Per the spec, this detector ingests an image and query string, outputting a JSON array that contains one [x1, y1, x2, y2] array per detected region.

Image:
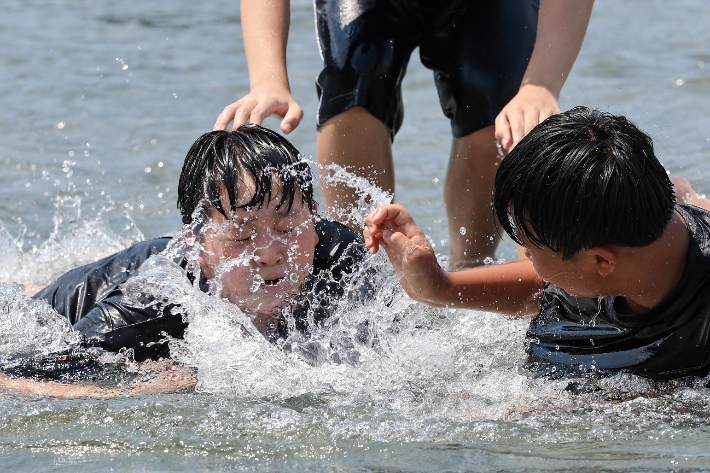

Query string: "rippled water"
[[3, 0, 710, 471]]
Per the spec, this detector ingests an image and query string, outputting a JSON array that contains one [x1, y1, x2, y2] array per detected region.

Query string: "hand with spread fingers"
[[494, 0, 595, 151], [214, 0, 302, 135], [364, 204, 449, 306], [495, 84, 560, 151], [213, 87, 303, 134]]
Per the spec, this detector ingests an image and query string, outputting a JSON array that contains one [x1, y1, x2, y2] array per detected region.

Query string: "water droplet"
[[459, 227, 466, 235]]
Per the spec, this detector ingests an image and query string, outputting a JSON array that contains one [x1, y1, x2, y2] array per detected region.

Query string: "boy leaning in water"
[[365, 106, 710, 381], [5, 125, 367, 369]]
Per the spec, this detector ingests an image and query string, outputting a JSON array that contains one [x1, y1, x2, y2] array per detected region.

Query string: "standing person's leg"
[[423, 0, 539, 268], [445, 126, 500, 269], [313, 0, 420, 227], [317, 107, 393, 225]]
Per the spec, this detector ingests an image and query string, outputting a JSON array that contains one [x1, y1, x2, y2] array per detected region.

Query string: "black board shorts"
[[315, 0, 540, 140]]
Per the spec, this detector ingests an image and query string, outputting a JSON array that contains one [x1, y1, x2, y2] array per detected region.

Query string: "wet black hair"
[[178, 125, 314, 225], [494, 106, 675, 259]]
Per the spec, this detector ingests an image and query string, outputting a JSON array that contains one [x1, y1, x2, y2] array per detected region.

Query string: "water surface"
[[2, 0, 710, 471]]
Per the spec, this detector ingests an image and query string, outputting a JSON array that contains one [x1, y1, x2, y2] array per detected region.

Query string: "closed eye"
[[233, 234, 253, 242]]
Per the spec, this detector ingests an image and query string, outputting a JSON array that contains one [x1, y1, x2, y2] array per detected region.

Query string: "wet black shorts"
[[315, 0, 540, 140]]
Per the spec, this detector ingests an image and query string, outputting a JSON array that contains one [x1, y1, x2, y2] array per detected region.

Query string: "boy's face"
[[520, 235, 604, 298], [197, 173, 318, 333]]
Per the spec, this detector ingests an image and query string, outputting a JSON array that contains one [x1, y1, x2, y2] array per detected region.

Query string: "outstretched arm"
[[496, 0, 594, 150], [364, 205, 545, 317], [213, 0, 303, 134], [0, 361, 197, 398]]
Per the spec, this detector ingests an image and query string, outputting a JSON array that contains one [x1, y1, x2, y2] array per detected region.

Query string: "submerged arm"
[[0, 362, 197, 398]]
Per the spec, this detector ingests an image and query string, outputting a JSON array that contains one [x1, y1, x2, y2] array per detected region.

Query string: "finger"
[[213, 103, 239, 131], [280, 103, 304, 135], [232, 100, 256, 131], [495, 113, 513, 151], [369, 204, 414, 228], [249, 104, 271, 127], [363, 227, 380, 254], [380, 230, 405, 268]]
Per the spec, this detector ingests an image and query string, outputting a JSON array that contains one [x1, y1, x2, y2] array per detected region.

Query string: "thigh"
[[314, 0, 423, 140], [421, 0, 540, 138]]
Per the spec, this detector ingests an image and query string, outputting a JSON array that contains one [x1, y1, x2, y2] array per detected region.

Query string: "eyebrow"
[[229, 215, 254, 227]]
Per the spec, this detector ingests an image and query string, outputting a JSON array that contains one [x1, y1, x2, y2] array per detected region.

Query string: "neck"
[[615, 211, 690, 314]]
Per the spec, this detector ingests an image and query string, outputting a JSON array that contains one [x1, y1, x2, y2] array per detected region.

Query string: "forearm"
[[0, 372, 124, 398], [522, 0, 594, 96], [0, 365, 197, 398], [433, 260, 544, 318], [241, 0, 291, 90]]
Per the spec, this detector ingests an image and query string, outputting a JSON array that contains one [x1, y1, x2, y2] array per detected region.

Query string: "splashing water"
[[317, 161, 393, 227], [0, 195, 143, 284], [0, 161, 702, 416], [0, 283, 81, 362]]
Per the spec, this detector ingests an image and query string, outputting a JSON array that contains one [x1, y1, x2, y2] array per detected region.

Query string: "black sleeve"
[[293, 219, 372, 330], [311, 218, 367, 280], [73, 287, 187, 361], [32, 238, 185, 360], [33, 238, 172, 325]]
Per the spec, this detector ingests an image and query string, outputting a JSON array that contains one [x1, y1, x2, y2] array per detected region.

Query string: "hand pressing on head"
[[213, 86, 303, 135], [364, 204, 450, 306], [495, 84, 560, 152]]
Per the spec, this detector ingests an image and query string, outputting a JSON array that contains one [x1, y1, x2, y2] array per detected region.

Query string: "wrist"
[[518, 80, 561, 99], [249, 78, 292, 95]]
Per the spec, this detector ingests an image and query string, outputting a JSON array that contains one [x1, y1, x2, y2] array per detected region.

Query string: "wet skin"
[[521, 240, 603, 298], [197, 176, 318, 333]]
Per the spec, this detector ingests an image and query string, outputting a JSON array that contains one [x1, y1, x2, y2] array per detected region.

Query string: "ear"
[[588, 246, 617, 277]]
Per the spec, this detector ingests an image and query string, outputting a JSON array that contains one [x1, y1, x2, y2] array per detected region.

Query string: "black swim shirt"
[[33, 219, 367, 360], [527, 204, 710, 381]]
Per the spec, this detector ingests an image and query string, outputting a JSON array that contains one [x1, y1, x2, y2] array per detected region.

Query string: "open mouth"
[[263, 277, 285, 287]]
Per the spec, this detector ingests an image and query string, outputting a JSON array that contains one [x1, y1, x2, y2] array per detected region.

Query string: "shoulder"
[[33, 237, 173, 322], [677, 203, 710, 259], [312, 219, 366, 275]]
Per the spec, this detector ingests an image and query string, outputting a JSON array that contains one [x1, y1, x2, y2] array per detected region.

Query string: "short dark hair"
[[494, 106, 675, 259], [178, 125, 315, 225]]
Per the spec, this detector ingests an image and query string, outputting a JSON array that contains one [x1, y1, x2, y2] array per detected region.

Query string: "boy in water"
[[19, 125, 367, 361], [365, 106, 710, 381]]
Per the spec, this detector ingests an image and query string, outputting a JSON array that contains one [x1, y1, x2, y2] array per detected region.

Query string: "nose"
[[252, 234, 284, 266]]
